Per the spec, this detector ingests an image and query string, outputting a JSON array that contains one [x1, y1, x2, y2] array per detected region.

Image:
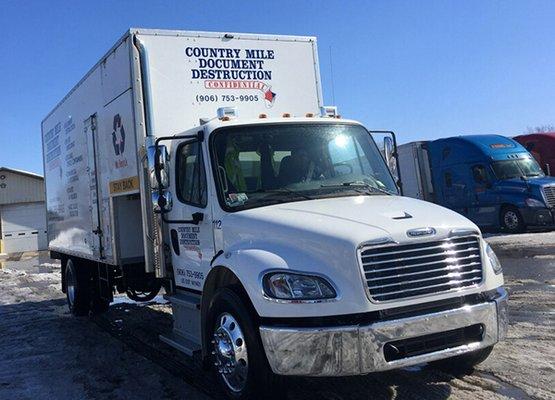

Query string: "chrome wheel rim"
[[504, 211, 519, 230], [66, 265, 76, 306], [212, 313, 249, 393]]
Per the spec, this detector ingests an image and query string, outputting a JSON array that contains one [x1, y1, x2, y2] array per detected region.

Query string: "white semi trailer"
[[42, 29, 508, 399]]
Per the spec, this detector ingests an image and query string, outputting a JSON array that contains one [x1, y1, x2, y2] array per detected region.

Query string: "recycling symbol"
[[111, 114, 125, 156]]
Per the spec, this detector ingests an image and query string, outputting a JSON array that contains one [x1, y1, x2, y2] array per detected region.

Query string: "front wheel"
[[208, 288, 283, 400], [431, 345, 494, 374], [500, 206, 524, 233]]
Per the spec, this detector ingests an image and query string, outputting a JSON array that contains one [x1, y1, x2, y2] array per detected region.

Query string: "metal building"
[[0, 167, 47, 254]]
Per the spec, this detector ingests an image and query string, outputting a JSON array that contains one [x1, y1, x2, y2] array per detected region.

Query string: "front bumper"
[[520, 207, 554, 226], [259, 288, 508, 376]]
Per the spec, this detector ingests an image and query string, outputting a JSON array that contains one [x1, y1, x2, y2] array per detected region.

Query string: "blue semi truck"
[[398, 135, 555, 232]]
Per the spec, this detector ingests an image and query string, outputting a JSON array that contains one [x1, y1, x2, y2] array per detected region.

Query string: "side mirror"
[[152, 191, 173, 213], [147, 145, 170, 190]]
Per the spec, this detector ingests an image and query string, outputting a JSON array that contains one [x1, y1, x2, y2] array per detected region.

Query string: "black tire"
[[126, 280, 162, 302], [65, 259, 91, 316], [208, 288, 283, 400], [500, 206, 524, 233], [431, 345, 494, 374]]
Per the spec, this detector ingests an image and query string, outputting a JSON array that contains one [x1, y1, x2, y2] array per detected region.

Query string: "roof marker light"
[[282, 113, 291, 118], [217, 107, 238, 120], [259, 113, 268, 119], [320, 106, 338, 118], [305, 113, 315, 117]]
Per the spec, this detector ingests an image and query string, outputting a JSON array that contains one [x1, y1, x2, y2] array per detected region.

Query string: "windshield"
[[492, 157, 545, 180], [211, 123, 398, 210]]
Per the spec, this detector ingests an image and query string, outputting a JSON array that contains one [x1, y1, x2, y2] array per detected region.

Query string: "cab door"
[[167, 139, 214, 292], [469, 164, 498, 227]]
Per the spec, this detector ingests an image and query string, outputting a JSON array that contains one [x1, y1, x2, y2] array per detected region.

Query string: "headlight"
[[262, 272, 337, 301], [525, 198, 545, 207], [485, 243, 502, 274]]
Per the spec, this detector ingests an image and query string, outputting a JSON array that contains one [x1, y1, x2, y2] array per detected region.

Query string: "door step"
[[163, 292, 202, 356], [159, 332, 201, 356], [164, 292, 200, 310]]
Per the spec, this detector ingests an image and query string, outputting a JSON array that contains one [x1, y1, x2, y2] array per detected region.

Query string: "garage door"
[[1, 202, 47, 253]]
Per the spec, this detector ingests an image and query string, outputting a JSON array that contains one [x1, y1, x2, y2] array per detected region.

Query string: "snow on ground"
[[0, 234, 554, 400]]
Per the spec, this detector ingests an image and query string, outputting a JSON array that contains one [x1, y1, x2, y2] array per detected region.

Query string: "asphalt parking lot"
[[0, 232, 553, 400]]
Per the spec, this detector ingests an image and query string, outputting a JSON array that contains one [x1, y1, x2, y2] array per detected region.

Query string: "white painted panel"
[[138, 32, 322, 137], [42, 38, 134, 263]]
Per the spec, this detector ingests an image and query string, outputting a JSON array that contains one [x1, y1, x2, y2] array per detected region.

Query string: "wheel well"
[[200, 266, 259, 363], [500, 203, 515, 213]]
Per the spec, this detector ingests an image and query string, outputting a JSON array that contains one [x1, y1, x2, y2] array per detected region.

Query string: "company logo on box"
[[112, 114, 125, 156], [186, 46, 277, 107]]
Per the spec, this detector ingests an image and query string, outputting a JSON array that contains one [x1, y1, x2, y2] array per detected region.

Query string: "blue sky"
[[1, 0, 554, 175]]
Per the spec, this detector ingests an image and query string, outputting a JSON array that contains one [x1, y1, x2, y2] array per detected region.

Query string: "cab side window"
[[444, 172, 453, 187], [176, 141, 207, 207], [471, 165, 487, 184]]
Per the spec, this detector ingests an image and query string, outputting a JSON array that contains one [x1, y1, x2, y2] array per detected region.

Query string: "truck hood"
[[495, 176, 555, 201], [223, 195, 479, 249]]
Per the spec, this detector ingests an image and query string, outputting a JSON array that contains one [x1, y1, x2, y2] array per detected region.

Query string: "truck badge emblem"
[[112, 114, 126, 155], [407, 227, 436, 237]]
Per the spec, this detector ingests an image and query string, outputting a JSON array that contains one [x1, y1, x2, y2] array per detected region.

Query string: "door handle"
[[170, 229, 180, 255]]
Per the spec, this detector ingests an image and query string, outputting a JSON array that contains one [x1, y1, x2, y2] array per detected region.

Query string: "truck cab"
[[514, 132, 555, 176], [150, 113, 508, 398], [426, 135, 555, 232]]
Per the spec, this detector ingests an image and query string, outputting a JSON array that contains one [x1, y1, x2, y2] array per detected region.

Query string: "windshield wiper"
[[320, 181, 394, 195], [248, 187, 314, 200]]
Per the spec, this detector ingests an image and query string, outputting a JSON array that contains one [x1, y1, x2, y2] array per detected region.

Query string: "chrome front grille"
[[359, 235, 483, 302], [543, 186, 555, 208]]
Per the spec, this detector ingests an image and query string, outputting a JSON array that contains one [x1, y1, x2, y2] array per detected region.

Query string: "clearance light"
[[320, 106, 338, 118], [282, 113, 291, 118], [217, 106, 238, 120], [259, 113, 268, 119], [305, 113, 315, 117]]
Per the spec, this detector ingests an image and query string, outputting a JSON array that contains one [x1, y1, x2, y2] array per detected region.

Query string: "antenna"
[[329, 45, 336, 105]]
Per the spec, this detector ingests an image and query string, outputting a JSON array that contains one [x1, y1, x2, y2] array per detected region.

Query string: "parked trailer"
[[42, 29, 508, 399], [398, 135, 555, 233], [514, 132, 555, 176]]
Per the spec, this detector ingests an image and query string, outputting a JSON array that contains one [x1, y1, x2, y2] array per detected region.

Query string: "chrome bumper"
[[259, 288, 508, 376]]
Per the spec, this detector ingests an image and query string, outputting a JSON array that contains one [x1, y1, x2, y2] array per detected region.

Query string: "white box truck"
[[42, 29, 508, 399]]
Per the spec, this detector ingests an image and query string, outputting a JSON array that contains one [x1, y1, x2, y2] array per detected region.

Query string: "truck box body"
[[398, 135, 555, 230], [42, 29, 323, 265]]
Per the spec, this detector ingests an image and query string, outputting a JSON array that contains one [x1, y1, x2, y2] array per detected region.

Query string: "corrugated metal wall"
[[0, 170, 45, 205]]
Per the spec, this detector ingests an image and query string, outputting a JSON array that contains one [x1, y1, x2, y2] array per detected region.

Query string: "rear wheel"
[[208, 288, 283, 400], [431, 345, 494, 374], [65, 259, 91, 316], [500, 206, 524, 233]]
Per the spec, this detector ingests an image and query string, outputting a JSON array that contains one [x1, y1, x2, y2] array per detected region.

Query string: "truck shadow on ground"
[[0, 298, 458, 400], [100, 301, 458, 400]]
